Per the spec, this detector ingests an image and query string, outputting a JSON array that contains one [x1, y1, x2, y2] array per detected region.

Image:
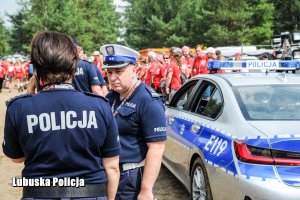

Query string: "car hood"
[[247, 121, 300, 186]]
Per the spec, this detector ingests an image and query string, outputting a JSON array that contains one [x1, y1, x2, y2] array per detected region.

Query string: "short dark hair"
[[30, 31, 78, 83]]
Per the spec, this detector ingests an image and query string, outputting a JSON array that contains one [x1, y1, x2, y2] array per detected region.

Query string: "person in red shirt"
[[206, 47, 217, 61], [160, 55, 171, 97], [166, 48, 183, 101], [154, 54, 166, 93], [15, 60, 26, 92], [145, 51, 159, 88], [23, 60, 30, 89], [93, 51, 107, 81], [7, 60, 15, 92], [181, 46, 194, 78], [137, 57, 148, 83], [192, 44, 209, 76], [0, 61, 6, 93]]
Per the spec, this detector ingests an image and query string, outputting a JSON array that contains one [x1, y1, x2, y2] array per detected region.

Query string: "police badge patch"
[[106, 46, 115, 56]]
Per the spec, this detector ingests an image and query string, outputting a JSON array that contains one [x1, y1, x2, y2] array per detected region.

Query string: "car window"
[[170, 81, 197, 110], [203, 89, 223, 118], [235, 85, 300, 120], [194, 82, 223, 119]]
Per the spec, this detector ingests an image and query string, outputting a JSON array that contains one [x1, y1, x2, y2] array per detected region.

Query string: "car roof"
[[194, 73, 300, 86]]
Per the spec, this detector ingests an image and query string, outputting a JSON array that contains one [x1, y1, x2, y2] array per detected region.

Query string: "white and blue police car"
[[163, 60, 300, 200]]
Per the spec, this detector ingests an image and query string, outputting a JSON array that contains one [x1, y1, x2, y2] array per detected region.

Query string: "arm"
[[138, 141, 165, 200], [91, 84, 103, 96], [165, 72, 173, 94], [3, 108, 25, 161], [138, 69, 146, 80], [101, 85, 109, 96], [102, 156, 120, 200], [11, 157, 25, 163], [86, 63, 103, 96]]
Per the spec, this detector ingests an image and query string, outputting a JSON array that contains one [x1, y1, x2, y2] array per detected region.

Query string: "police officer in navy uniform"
[[100, 44, 167, 200], [2, 31, 120, 200], [72, 36, 104, 96]]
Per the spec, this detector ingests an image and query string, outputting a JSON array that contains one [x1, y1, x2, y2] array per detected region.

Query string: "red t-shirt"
[[137, 67, 147, 83], [193, 55, 209, 76], [93, 56, 106, 78], [15, 64, 24, 78], [7, 64, 15, 77], [24, 62, 30, 76], [181, 57, 194, 77], [152, 64, 165, 90], [0, 66, 5, 78], [145, 62, 159, 87], [168, 61, 182, 90]]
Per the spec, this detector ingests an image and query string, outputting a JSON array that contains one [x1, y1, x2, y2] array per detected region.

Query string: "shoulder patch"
[[83, 92, 108, 102], [145, 86, 160, 98], [6, 93, 32, 107]]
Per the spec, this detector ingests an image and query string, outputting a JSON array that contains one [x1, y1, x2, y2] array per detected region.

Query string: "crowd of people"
[[0, 43, 271, 97], [135, 45, 216, 100], [0, 58, 31, 93]]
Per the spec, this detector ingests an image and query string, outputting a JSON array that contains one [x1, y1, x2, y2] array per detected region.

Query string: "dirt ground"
[[0, 89, 189, 200]]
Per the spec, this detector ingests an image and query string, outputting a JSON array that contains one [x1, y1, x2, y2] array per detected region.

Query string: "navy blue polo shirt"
[[73, 59, 100, 92], [106, 82, 167, 164], [93, 64, 106, 86], [3, 85, 120, 184]]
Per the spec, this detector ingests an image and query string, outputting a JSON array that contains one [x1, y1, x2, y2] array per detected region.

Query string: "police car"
[[163, 60, 300, 200]]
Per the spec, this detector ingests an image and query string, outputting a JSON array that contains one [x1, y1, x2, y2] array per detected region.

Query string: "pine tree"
[[0, 19, 10, 56], [200, 0, 274, 46], [272, 0, 300, 33], [124, 0, 205, 49]]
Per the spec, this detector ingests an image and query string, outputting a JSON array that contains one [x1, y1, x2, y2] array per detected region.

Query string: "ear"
[[130, 65, 137, 78]]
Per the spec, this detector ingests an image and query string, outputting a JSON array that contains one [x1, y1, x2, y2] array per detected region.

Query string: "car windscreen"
[[234, 85, 300, 120]]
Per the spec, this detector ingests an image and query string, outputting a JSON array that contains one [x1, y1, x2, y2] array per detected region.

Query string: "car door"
[[164, 79, 201, 180], [189, 80, 233, 171]]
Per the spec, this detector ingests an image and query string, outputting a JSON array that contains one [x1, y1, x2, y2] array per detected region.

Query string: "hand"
[[137, 189, 154, 200], [165, 87, 170, 94]]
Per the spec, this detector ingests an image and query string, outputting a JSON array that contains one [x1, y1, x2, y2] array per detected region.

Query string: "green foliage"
[[197, 0, 274, 46], [9, 0, 32, 54], [0, 19, 10, 56], [125, 0, 274, 49], [124, 0, 205, 49], [272, 0, 300, 33], [9, 0, 119, 55]]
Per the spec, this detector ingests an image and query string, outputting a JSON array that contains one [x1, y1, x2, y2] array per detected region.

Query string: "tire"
[[190, 157, 213, 200]]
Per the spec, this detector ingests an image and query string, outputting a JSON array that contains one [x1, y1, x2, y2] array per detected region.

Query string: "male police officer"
[[100, 44, 167, 200], [3, 31, 120, 200]]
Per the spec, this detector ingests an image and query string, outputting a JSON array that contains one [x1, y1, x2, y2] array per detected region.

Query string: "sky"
[[0, 0, 19, 27]]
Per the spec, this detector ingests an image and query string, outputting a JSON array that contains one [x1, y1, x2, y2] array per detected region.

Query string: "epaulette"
[[145, 86, 160, 98], [83, 92, 108, 102], [6, 93, 32, 107], [81, 59, 92, 64]]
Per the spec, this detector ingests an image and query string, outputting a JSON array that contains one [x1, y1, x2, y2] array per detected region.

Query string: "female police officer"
[[2, 31, 120, 200], [100, 44, 167, 200]]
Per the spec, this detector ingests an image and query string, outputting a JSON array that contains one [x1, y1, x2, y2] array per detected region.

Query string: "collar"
[[41, 82, 74, 92]]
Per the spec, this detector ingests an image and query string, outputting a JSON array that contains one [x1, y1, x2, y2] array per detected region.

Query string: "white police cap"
[[100, 44, 140, 69]]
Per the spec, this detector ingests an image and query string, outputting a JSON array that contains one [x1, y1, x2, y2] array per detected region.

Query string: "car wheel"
[[191, 157, 212, 200]]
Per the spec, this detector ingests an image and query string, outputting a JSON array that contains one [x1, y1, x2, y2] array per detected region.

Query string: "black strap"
[[23, 184, 106, 198]]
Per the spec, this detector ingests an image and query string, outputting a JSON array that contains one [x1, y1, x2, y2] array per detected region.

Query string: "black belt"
[[23, 184, 106, 198]]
